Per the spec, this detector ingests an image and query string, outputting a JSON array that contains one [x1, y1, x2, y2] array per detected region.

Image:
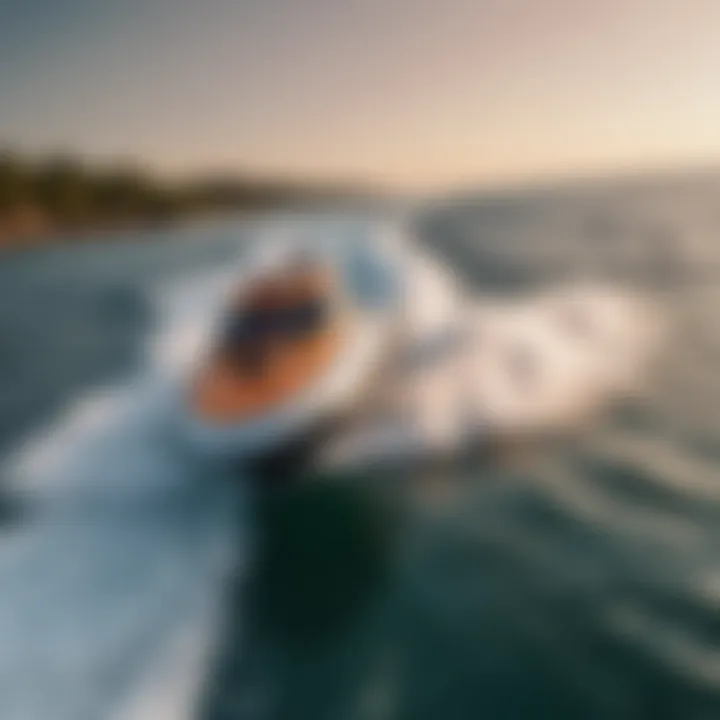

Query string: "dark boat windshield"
[[223, 296, 329, 349]]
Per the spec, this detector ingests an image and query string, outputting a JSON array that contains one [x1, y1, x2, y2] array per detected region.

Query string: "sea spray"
[[0, 250, 253, 719]]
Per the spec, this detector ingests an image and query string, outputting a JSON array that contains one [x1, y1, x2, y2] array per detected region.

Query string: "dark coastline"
[[0, 147, 385, 252]]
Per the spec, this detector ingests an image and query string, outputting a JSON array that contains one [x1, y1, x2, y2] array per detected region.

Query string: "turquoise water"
[[1, 182, 720, 719]]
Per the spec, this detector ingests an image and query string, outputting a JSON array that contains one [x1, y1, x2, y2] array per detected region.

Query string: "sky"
[[2, 0, 720, 190]]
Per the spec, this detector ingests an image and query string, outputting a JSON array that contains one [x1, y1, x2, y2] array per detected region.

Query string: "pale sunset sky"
[[2, 0, 720, 190]]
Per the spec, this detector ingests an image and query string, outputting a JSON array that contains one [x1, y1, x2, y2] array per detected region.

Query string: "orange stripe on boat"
[[191, 265, 344, 424]]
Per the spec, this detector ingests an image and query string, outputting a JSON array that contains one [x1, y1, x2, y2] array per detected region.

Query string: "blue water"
[[1, 182, 720, 719]]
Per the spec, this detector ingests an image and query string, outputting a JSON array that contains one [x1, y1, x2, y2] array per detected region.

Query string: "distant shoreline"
[[0, 148, 383, 251]]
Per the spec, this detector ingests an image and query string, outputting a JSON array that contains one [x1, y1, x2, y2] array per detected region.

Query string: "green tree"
[[0, 149, 31, 213], [34, 155, 92, 225]]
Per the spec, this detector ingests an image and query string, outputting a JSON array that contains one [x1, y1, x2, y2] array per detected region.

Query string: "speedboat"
[[179, 227, 405, 462], [178, 218, 664, 473]]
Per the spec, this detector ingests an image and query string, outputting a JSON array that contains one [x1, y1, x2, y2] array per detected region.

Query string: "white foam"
[[461, 285, 663, 435], [0, 246, 250, 720], [323, 269, 664, 469]]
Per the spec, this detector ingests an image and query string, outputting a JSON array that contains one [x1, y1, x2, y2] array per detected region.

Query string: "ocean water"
[[1, 180, 720, 719]]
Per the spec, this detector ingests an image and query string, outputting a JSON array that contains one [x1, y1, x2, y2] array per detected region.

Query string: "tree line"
[[0, 149, 372, 245]]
